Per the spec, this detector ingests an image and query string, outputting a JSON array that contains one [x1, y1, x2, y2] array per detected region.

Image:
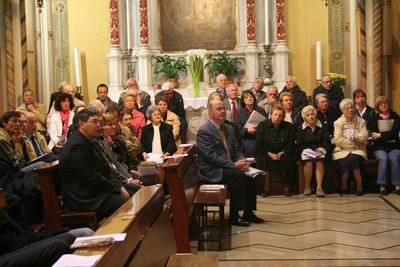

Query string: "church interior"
[[0, 0, 400, 266]]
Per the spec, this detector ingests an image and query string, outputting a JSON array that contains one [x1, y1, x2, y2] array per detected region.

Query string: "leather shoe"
[[229, 217, 251, 227], [243, 211, 264, 224], [356, 190, 364, 196], [260, 191, 269, 198]]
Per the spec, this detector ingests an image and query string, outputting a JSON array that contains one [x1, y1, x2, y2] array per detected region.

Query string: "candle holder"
[[263, 44, 274, 86], [76, 86, 83, 98], [124, 48, 135, 80]]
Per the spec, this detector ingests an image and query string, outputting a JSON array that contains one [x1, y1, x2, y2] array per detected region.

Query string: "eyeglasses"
[[87, 119, 102, 125], [323, 80, 333, 83]]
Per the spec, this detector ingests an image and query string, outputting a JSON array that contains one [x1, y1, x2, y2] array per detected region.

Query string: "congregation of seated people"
[[1, 73, 400, 265]]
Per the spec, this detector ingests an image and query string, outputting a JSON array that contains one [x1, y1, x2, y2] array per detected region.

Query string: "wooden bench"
[[33, 160, 98, 230], [74, 184, 177, 267], [163, 144, 227, 252], [162, 144, 199, 253], [297, 159, 379, 194]]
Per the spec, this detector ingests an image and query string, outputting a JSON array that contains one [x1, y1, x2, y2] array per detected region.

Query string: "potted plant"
[[206, 51, 245, 82], [153, 55, 187, 87]]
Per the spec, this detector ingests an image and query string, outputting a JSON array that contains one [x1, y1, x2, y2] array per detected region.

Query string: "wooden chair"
[[33, 160, 98, 230]]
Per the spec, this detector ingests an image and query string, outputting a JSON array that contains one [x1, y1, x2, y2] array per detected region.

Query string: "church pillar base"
[[273, 42, 289, 91], [137, 47, 153, 92], [244, 44, 259, 85], [107, 47, 124, 102]]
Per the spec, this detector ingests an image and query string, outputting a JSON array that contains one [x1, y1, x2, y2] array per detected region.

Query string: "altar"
[[107, 0, 290, 102]]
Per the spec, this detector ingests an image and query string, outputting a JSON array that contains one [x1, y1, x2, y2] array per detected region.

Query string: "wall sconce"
[[322, 0, 328, 7]]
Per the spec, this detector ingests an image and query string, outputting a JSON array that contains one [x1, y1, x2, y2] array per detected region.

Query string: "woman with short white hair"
[[296, 105, 331, 197], [333, 98, 368, 195]]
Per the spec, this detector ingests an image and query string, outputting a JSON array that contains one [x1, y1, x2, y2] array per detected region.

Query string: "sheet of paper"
[[164, 153, 189, 159], [378, 119, 394, 133], [178, 143, 192, 148], [52, 255, 102, 267], [73, 233, 126, 243], [146, 153, 164, 164], [244, 110, 267, 129], [244, 167, 265, 178]]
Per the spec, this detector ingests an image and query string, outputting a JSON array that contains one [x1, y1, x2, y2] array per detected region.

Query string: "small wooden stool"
[[193, 186, 226, 251]]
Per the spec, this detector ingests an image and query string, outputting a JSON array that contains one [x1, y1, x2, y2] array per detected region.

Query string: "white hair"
[[339, 98, 354, 111]]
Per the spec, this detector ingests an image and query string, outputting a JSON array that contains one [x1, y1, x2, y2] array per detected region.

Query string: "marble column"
[[36, 0, 54, 104], [274, 0, 289, 91], [244, 0, 258, 84], [137, 0, 153, 91], [107, 0, 124, 102]]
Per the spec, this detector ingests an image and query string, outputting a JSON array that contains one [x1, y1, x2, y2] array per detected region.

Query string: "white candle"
[[316, 41, 322, 80], [73, 48, 81, 87], [265, 1, 269, 45], [126, 0, 131, 48]]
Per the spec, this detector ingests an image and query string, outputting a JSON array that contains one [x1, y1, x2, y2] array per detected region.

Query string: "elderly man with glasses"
[[312, 73, 344, 111]]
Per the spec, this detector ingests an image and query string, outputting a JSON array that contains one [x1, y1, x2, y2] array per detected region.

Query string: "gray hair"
[[286, 75, 297, 82], [146, 105, 162, 120], [89, 99, 105, 112], [126, 78, 137, 86], [315, 93, 328, 105], [339, 98, 354, 111], [301, 105, 317, 120], [266, 85, 278, 94], [161, 81, 173, 91]]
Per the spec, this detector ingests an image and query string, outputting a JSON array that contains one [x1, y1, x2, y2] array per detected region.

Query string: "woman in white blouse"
[[47, 93, 75, 152]]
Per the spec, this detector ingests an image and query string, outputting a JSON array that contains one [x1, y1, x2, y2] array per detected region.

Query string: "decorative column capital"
[[246, 0, 256, 43], [139, 0, 149, 46], [276, 0, 286, 42], [110, 0, 120, 47]]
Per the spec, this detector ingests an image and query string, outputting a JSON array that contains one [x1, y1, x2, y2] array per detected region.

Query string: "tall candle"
[[316, 41, 322, 80], [126, 0, 131, 48], [73, 48, 81, 87]]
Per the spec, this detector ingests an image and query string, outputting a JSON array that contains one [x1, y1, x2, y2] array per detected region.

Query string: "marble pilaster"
[[108, 0, 124, 101], [274, 0, 288, 90]]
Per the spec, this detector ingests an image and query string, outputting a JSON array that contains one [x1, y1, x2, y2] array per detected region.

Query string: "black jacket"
[[279, 85, 308, 112], [296, 123, 331, 156], [312, 85, 344, 111], [141, 123, 177, 155], [60, 130, 123, 212], [368, 111, 400, 152]]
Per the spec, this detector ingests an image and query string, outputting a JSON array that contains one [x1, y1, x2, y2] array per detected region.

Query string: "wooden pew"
[[33, 160, 98, 230], [162, 144, 199, 253], [75, 184, 176, 267]]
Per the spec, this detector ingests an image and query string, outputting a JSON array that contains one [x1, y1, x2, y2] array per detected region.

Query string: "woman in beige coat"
[[333, 98, 368, 195], [155, 95, 181, 146]]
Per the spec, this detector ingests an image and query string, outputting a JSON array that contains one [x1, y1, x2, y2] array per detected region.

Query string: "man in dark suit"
[[223, 83, 241, 123], [60, 109, 129, 221], [312, 74, 344, 111], [155, 82, 187, 143], [196, 99, 263, 227]]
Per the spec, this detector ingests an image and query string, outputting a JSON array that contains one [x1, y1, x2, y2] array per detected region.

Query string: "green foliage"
[[153, 55, 187, 79], [328, 72, 346, 86], [206, 51, 245, 80]]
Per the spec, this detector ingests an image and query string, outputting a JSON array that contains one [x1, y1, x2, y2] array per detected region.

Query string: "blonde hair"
[[301, 105, 317, 120], [374, 96, 390, 111]]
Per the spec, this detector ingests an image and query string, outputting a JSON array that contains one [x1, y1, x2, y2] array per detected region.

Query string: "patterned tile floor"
[[194, 193, 400, 266]]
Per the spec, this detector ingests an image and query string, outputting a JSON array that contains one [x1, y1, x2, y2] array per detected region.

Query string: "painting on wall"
[[160, 0, 236, 52]]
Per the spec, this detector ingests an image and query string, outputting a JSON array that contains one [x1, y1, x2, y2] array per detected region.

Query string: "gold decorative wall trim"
[[373, 0, 383, 99], [20, 0, 28, 91], [5, 0, 15, 110], [328, 0, 345, 73]]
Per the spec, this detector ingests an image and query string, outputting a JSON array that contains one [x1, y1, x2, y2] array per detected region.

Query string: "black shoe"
[[284, 191, 292, 197], [229, 217, 251, 227], [356, 190, 364, 196], [243, 211, 264, 224], [260, 191, 269, 198], [380, 188, 389, 196], [341, 188, 350, 195]]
